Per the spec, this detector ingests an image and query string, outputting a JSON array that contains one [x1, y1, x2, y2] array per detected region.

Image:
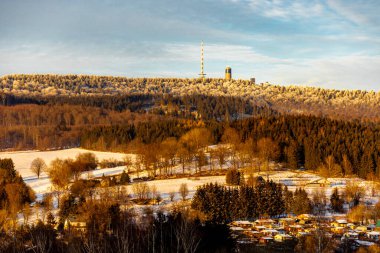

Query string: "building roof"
[[262, 229, 278, 233], [234, 220, 252, 225], [255, 219, 274, 223], [230, 227, 244, 231], [275, 234, 292, 238]]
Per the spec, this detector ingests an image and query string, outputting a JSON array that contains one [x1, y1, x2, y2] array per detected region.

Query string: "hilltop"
[[1, 74, 380, 122]]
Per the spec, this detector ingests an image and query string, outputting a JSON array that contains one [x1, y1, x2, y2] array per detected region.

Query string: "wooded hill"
[[1, 74, 380, 122], [0, 74, 379, 179]]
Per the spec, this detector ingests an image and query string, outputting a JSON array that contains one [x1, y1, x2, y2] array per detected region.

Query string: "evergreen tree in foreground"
[[330, 188, 344, 213]]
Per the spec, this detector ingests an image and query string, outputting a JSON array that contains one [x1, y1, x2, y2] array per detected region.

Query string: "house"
[[230, 226, 245, 237], [64, 218, 86, 233], [244, 230, 261, 239], [288, 225, 304, 234], [355, 240, 375, 247], [367, 224, 376, 231], [307, 178, 330, 187], [259, 237, 273, 244], [274, 234, 293, 242], [297, 214, 315, 224], [297, 232, 310, 238], [230, 226, 244, 232], [342, 232, 359, 240], [366, 231, 380, 241], [253, 225, 267, 232], [356, 226, 368, 234], [331, 226, 346, 235], [331, 219, 348, 228], [231, 220, 253, 229], [347, 223, 356, 230], [254, 219, 275, 227], [262, 229, 279, 237], [279, 218, 295, 226]]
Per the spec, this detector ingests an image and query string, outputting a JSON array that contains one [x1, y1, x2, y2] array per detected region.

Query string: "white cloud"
[[243, 0, 324, 20], [259, 54, 380, 90], [326, 0, 373, 25]]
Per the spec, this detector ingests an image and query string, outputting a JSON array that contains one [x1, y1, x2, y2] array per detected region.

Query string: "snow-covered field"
[[0, 148, 133, 200], [0, 148, 128, 178], [125, 176, 226, 201]]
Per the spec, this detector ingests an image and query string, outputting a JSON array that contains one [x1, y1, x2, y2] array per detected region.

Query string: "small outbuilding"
[[274, 234, 293, 242]]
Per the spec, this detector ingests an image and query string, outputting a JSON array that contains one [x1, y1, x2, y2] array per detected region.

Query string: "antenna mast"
[[199, 41, 206, 82]]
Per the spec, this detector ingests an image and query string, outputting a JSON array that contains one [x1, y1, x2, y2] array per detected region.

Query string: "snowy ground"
[[0, 148, 129, 178], [125, 176, 226, 201], [0, 148, 133, 200], [1, 147, 379, 226]]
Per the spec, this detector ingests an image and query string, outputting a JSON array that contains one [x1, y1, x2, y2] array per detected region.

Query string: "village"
[[229, 215, 380, 250]]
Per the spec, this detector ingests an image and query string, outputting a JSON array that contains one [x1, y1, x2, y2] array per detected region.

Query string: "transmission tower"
[[198, 41, 206, 82]]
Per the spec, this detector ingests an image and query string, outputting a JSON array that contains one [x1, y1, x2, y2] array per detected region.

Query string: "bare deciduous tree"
[[174, 216, 201, 253], [48, 158, 74, 207], [132, 182, 151, 201], [213, 146, 229, 170], [317, 155, 342, 183], [179, 183, 189, 201], [41, 193, 53, 222], [257, 137, 280, 179], [345, 181, 365, 207], [342, 154, 353, 176], [30, 157, 47, 179], [169, 191, 176, 202]]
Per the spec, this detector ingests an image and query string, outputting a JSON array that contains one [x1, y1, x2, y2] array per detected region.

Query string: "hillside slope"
[[1, 74, 380, 121]]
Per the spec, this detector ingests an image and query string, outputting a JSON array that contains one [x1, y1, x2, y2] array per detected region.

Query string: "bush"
[[225, 168, 243, 185], [120, 171, 130, 185], [99, 158, 124, 169]]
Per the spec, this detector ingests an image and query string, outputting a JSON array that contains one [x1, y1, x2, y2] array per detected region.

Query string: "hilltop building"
[[225, 66, 232, 80]]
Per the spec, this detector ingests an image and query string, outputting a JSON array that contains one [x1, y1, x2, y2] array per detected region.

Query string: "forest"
[[0, 82, 379, 179], [0, 92, 271, 150], [79, 115, 380, 179], [1, 74, 380, 122]]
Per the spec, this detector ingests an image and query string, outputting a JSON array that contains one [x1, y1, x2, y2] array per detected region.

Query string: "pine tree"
[[292, 188, 311, 215], [120, 170, 130, 184], [225, 168, 242, 185], [360, 151, 374, 178], [286, 141, 303, 170], [330, 188, 343, 213], [283, 186, 294, 215]]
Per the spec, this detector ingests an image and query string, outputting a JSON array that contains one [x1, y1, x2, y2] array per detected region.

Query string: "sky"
[[1, 0, 380, 91]]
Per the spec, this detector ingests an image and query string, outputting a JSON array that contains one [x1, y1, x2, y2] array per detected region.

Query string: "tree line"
[[0, 92, 272, 150], [81, 114, 380, 179], [0, 92, 268, 119], [191, 180, 314, 224], [2, 74, 380, 122], [233, 115, 380, 178]]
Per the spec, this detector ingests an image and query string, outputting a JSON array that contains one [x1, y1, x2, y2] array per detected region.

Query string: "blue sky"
[[1, 0, 380, 90]]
